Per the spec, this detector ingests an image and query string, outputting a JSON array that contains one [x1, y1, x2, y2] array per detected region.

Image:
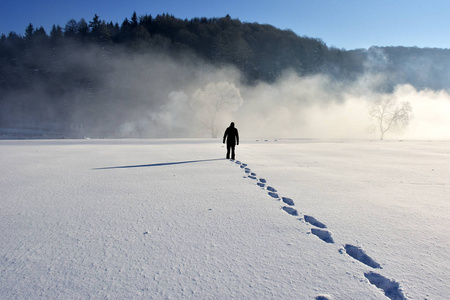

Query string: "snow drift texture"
[[1, 139, 449, 299]]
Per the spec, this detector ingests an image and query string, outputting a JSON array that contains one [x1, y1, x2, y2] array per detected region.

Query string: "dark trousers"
[[226, 143, 235, 159]]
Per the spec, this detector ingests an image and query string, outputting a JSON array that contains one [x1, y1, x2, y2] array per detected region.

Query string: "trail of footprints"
[[233, 160, 407, 300]]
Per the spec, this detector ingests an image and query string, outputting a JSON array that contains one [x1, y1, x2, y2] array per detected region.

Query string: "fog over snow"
[[3, 45, 450, 140], [109, 52, 450, 140], [235, 73, 450, 140]]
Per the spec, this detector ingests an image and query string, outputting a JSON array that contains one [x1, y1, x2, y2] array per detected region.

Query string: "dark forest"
[[1, 12, 450, 138]]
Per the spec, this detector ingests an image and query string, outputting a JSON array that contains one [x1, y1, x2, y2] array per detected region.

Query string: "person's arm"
[[223, 129, 228, 143], [236, 129, 239, 145]]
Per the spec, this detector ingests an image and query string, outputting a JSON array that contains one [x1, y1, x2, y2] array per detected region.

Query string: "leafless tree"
[[370, 96, 413, 140], [192, 81, 243, 137]]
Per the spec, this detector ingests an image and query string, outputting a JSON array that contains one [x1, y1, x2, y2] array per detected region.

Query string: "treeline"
[[0, 13, 361, 88], [1, 12, 450, 138], [3, 12, 450, 88]]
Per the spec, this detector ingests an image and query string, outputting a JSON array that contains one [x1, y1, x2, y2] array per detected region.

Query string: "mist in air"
[[2, 44, 450, 140], [96, 49, 450, 140]]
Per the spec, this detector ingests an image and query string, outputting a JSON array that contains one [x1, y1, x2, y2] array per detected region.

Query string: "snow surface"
[[1, 138, 449, 299]]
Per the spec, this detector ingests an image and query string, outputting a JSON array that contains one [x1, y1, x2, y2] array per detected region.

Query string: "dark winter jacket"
[[223, 122, 239, 146]]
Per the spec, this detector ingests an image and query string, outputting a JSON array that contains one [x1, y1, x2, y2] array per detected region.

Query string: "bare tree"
[[192, 81, 243, 137], [370, 96, 413, 140]]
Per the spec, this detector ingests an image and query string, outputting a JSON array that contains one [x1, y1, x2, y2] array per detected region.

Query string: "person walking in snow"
[[223, 122, 239, 160]]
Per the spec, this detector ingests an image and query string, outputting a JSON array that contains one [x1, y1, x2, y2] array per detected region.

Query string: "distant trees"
[[192, 82, 243, 137], [370, 96, 413, 140], [50, 25, 63, 43], [1, 11, 449, 138], [0, 11, 334, 137], [63, 19, 78, 37], [0, 12, 335, 83], [3, 12, 450, 88], [25, 23, 34, 40]]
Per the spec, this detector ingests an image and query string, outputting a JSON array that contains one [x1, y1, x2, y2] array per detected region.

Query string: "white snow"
[[1, 138, 449, 299]]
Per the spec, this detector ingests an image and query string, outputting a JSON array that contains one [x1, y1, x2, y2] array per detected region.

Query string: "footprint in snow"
[[268, 192, 279, 199], [315, 296, 331, 300], [364, 272, 406, 300], [311, 228, 334, 244], [344, 244, 381, 269], [282, 206, 298, 216], [230, 157, 403, 298], [281, 197, 294, 206], [267, 186, 277, 192], [304, 215, 327, 229]]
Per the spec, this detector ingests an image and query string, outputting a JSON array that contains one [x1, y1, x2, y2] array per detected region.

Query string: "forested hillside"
[[1, 12, 450, 138]]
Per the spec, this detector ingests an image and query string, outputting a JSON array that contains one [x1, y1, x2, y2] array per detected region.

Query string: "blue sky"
[[1, 0, 449, 50]]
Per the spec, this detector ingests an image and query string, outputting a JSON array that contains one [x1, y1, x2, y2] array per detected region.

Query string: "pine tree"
[[131, 11, 138, 28], [89, 14, 102, 39], [25, 23, 34, 41], [77, 18, 89, 40], [64, 19, 78, 38], [50, 25, 63, 44]]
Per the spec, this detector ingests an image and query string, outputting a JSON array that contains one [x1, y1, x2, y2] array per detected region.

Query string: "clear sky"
[[1, 0, 450, 50]]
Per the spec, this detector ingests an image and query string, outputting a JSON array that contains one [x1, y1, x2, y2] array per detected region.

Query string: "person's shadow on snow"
[[93, 158, 225, 170]]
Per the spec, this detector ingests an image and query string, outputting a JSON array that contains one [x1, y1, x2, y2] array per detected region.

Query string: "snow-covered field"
[[1, 138, 449, 299]]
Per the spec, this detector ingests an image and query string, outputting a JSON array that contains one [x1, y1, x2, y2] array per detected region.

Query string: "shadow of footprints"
[[268, 192, 279, 198], [257, 178, 266, 188], [231, 160, 405, 298], [304, 215, 327, 229], [311, 228, 334, 243], [305, 215, 333, 243], [281, 197, 294, 206], [282, 206, 299, 216], [267, 186, 277, 192], [266, 186, 279, 198], [344, 244, 381, 269], [364, 272, 406, 300], [235, 162, 257, 179]]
